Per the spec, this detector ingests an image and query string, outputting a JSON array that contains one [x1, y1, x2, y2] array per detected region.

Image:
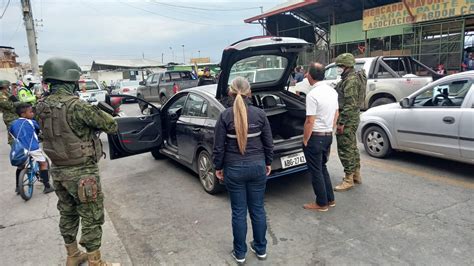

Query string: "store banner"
[[363, 0, 474, 30]]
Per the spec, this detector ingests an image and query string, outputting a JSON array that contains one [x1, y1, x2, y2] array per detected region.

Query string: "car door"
[[149, 74, 161, 102], [180, 71, 199, 88], [139, 75, 153, 99], [106, 95, 162, 159], [394, 78, 472, 158], [458, 85, 474, 161], [176, 93, 208, 164]]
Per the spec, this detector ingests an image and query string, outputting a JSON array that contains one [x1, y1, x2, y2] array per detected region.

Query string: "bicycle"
[[17, 156, 49, 201]]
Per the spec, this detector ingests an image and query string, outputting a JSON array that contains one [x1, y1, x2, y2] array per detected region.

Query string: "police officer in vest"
[[18, 74, 38, 105], [36, 57, 119, 266]]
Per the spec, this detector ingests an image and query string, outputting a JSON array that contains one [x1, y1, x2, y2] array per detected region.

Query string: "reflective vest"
[[36, 96, 103, 166], [18, 87, 37, 104]]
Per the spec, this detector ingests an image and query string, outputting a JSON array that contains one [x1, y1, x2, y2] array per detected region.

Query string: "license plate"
[[280, 152, 306, 169]]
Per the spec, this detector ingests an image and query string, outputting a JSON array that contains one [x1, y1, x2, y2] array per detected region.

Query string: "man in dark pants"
[[302, 63, 339, 212]]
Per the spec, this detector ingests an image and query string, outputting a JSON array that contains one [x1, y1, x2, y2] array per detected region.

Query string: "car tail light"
[[173, 84, 180, 94], [122, 88, 130, 93]]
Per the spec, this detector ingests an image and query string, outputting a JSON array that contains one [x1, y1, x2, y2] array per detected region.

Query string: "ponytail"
[[233, 93, 248, 155], [229, 76, 251, 155]]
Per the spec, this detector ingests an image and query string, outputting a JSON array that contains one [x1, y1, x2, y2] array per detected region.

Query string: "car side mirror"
[[400, 97, 411, 108], [139, 102, 149, 114], [98, 101, 114, 115], [139, 81, 145, 86]]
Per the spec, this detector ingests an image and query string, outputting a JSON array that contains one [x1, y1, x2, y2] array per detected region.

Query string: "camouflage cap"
[[335, 53, 356, 68], [0, 80, 11, 88], [43, 57, 82, 82]]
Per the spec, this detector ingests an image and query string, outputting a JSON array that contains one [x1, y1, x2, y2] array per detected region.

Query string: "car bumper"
[[267, 164, 308, 179]]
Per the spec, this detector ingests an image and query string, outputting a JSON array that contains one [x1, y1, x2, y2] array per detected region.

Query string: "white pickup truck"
[[295, 56, 440, 109], [77, 79, 108, 105]]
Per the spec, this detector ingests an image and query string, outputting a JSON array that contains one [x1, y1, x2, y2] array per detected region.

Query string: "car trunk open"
[[251, 90, 305, 143]]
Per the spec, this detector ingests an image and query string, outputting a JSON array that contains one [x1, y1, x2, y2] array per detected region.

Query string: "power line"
[[150, 1, 262, 12], [0, 0, 11, 19], [118, 1, 248, 27]]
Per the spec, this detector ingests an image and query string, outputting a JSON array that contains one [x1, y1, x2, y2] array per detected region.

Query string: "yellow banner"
[[363, 0, 474, 31]]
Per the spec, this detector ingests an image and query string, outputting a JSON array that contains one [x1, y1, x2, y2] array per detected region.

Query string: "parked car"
[[295, 56, 440, 109], [113, 80, 140, 96], [137, 70, 198, 104], [358, 71, 474, 164], [77, 79, 108, 105], [103, 36, 311, 194]]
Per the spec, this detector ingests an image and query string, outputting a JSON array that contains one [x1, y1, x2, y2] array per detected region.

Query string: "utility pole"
[[260, 6, 265, 35], [161, 52, 164, 63], [21, 0, 39, 76], [181, 45, 185, 64], [169, 47, 174, 63]]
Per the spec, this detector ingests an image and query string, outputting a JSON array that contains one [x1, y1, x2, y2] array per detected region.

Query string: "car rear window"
[[79, 81, 99, 91], [122, 81, 139, 87], [229, 55, 288, 85]]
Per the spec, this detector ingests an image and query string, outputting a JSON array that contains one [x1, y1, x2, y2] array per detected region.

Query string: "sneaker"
[[15, 187, 19, 195], [328, 201, 336, 207], [43, 186, 55, 194], [231, 251, 245, 264], [303, 202, 329, 212], [249, 242, 267, 260]]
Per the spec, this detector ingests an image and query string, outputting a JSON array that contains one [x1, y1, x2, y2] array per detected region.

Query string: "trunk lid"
[[216, 36, 311, 100]]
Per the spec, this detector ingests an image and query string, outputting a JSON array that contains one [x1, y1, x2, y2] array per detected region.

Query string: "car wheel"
[[370, 97, 395, 108], [160, 95, 168, 105], [362, 126, 392, 158], [197, 150, 222, 194], [151, 147, 165, 160]]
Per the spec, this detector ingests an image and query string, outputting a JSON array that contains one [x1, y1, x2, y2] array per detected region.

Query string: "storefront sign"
[[363, 0, 474, 30]]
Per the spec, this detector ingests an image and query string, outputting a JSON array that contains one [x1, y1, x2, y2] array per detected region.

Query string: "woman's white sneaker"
[[250, 242, 267, 260]]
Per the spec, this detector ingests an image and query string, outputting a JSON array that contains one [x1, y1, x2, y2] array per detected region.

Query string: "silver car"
[[358, 71, 474, 164]]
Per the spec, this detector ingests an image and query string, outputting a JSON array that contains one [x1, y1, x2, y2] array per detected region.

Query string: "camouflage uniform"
[[37, 84, 117, 251], [36, 57, 118, 266], [334, 53, 366, 191], [0, 80, 19, 144], [335, 67, 362, 174]]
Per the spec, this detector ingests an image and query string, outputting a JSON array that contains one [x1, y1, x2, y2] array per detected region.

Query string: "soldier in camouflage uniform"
[[0, 80, 19, 143], [36, 57, 119, 266], [333, 53, 367, 192]]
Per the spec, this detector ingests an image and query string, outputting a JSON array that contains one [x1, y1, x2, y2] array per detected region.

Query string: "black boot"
[[40, 170, 54, 194], [15, 168, 22, 195]]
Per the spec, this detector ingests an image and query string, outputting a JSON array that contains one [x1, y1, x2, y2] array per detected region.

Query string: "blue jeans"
[[303, 135, 335, 206], [224, 160, 267, 259]]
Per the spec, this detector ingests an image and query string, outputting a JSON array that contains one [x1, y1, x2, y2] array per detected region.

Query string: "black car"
[[106, 36, 311, 194]]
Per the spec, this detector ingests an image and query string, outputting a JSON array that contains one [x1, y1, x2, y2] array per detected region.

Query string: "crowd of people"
[[0, 52, 366, 264]]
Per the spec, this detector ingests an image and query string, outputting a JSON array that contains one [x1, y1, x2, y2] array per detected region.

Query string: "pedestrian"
[[333, 53, 367, 191], [0, 80, 19, 144], [35, 57, 119, 266], [462, 52, 474, 71], [198, 67, 217, 86], [294, 65, 305, 83], [9, 102, 54, 194], [18, 74, 38, 105], [213, 76, 273, 264], [302, 63, 339, 212], [436, 63, 447, 75]]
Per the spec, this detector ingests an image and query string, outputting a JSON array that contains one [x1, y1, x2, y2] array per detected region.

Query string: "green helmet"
[[335, 53, 356, 68], [0, 80, 11, 88], [43, 57, 82, 82]]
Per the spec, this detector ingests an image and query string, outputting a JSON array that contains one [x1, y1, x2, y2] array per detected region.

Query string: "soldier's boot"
[[334, 173, 355, 192], [65, 241, 88, 266], [87, 249, 120, 266], [353, 167, 362, 184]]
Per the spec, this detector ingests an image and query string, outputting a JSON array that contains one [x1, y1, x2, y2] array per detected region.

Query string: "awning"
[[244, 0, 318, 23]]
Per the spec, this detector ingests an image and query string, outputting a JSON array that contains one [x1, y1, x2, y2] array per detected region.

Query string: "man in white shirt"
[[302, 63, 339, 212]]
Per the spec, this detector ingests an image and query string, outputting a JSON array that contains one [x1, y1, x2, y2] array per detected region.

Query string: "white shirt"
[[305, 82, 339, 132]]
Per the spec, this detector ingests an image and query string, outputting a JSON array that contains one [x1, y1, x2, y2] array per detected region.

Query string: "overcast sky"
[[0, 0, 285, 66]]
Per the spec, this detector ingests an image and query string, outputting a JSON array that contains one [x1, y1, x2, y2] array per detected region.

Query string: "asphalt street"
[[0, 102, 473, 265], [99, 103, 474, 265]]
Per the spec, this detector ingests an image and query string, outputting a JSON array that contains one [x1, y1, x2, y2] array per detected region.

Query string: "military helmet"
[[335, 53, 356, 68], [43, 57, 82, 82], [0, 79, 11, 88]]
